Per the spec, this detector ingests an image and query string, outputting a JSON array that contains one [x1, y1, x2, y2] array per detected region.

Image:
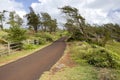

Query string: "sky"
[[0, 0, 120, 26]]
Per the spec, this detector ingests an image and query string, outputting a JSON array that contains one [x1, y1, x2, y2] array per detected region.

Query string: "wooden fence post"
[[8, 42, 10, 55]]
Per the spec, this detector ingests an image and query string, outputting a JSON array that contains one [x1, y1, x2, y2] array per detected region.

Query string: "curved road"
[[0, 37, 66, 80]]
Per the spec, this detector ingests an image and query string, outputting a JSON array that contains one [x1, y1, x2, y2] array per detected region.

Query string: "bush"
[[38, 37, 46, 44], [7, 26, 27, 43], [23, 44, 37, 50], [88, 48, 120, 68], [70, 42, 120, 69], [35, 32, 53, 42], [43, 33, 53, 42]]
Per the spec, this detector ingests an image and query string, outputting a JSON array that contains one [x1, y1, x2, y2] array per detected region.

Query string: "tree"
[[64, 19, 75, 34], [60, 6, 88, 40], [60, 6, 85, 33], [26, 7, 40, 33], [41, 12, 57, 33], [50, 19, 57, 32], [7, 11, 23, 27], [41, 12, 51, 32], [0, 10, 8, 30], [8, 25, 26, 43]]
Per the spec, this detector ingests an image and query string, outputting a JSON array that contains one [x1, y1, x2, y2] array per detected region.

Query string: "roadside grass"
[[0, 43, 50, 66], [40, 66, 98, 80]]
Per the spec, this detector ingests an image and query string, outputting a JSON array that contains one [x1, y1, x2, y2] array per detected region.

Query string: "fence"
[[0, 42, 21, 56], [0, 39, 39, 56]]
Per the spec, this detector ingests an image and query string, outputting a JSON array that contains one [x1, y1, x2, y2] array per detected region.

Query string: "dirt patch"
[[50, 51, 76, 75]]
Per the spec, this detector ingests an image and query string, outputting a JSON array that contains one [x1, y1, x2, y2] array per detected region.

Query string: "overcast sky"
[[0, 0, 120, 26]]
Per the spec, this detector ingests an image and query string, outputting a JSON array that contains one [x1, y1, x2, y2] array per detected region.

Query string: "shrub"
[[38, 37, 46, 44], [70, 42, 120, 69], [35, 32, 53, 42], [7, 26, 27, 43], [43, 33, 53, 42], [88, 48, 120, 68], [23, 44, 37, 50]]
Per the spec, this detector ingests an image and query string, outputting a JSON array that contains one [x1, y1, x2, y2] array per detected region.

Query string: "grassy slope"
[[105, 40, 120, 55], [105, 41, 120, 79]]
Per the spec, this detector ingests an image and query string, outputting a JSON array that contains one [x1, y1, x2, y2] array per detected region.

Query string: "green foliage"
[[7, 11, 23, 27], [60, 6, 88, 41], [105, 41, 120, 55], [0, 10, 7, 30], [8, 26, 26, 42], [70, 42, 120, 69], [35, 32, 53, 42], [26, 7, 40, 33], [88, 48, 120, 68], [41, 12, 57, 33], [42, 33, 53, 42], [38, 37, 46, 44], [23, 44, 38, 50]]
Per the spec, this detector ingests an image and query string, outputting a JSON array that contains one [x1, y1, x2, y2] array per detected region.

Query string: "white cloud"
[[0, 0, 27, 28], [0, 0, 26, 18], [31, 0, 120, 25]]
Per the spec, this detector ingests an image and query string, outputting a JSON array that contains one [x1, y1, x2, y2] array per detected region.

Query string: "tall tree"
[[60, 6, 88, 39], [26, 7, 40, 33], [50, 19, 57, 32], [41, 12, 57, 33], [0, 10, 7, 30], [41, 12, 51, 32], [7, 11, 23, 27]]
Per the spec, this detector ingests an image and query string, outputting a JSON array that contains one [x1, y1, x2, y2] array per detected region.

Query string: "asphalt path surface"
[[0, 37, 66, 80]]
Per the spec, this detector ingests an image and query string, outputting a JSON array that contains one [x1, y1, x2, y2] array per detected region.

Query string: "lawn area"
[[0, 43, 50, 66]]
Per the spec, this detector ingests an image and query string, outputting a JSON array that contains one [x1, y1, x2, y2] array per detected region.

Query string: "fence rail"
[[0, 42, 21, 56], [0, 40, 38, 56]]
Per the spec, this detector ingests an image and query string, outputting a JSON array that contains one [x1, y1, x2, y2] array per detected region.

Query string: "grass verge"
[[40, 66, 98, 80]]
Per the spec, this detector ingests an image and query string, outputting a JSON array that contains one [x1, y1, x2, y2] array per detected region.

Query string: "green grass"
[[40, 66, 98, 80], [105, 40, 120, 55], [0, 43, 50, 66]]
